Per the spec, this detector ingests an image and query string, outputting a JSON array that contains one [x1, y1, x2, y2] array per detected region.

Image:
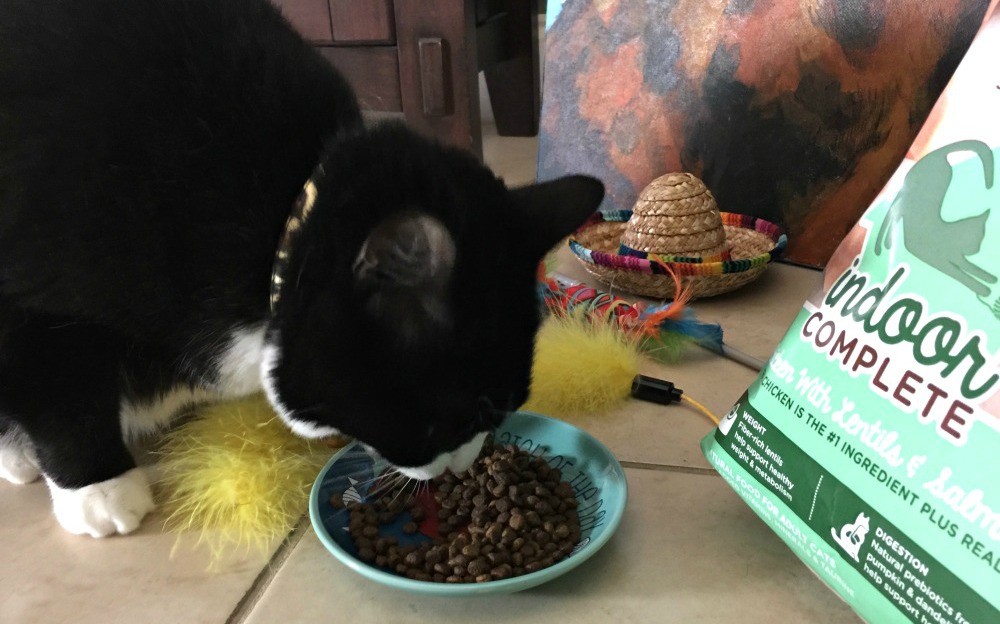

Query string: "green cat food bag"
[[702, 113, 1000, 624]]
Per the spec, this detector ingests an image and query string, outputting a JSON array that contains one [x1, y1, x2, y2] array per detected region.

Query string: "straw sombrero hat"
[[569, 173, 786, 299]]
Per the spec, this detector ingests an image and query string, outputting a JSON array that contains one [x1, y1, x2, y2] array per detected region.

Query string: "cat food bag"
[[701, 19, 1000, 622]]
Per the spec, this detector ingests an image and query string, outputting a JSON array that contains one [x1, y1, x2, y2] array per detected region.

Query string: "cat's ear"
[[353, 212, 455, 337], [510, 175, 604, 257]]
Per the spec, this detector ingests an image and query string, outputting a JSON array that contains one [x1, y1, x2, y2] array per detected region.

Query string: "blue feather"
[[647, 306, 724, 351], [661, 318, 724, 351]]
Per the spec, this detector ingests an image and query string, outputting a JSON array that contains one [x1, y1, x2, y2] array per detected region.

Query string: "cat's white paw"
[[47, 468, 155, 537], [0, 441, 41, 485]]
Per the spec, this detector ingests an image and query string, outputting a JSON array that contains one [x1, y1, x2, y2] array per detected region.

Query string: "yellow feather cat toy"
[[156, 312, 641, 561]]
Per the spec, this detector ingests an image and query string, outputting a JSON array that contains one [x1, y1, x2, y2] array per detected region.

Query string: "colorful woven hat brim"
[[569, 210, 787, 299]]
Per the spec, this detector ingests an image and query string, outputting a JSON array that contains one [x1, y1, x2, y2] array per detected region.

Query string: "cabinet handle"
[[418, 37, 449, 116]]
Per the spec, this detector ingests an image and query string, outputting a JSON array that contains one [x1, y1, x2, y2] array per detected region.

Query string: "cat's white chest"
[[119, 324, 268, 438], [210, 323, 268, 397]]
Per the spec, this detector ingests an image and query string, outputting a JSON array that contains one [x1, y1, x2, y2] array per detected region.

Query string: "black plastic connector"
[[630, 374, 683, 405]]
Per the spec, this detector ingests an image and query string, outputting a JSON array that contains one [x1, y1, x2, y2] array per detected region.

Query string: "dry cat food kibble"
[[331, 439, 582, 583]]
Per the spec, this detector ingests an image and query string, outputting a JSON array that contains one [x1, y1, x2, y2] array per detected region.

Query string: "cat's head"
[[262, 123, 603, 480]]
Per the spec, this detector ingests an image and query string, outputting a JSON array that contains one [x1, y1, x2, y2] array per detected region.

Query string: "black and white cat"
[[0, 0, 603, 537]]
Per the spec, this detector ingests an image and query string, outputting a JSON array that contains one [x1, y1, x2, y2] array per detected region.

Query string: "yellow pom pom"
[[157, 395, 334, 562], [522, 313, 641, 420]]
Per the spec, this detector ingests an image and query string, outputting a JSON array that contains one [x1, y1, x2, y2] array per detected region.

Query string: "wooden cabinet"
[[328, 0, 394, 43], [271, 0, 540, 158]]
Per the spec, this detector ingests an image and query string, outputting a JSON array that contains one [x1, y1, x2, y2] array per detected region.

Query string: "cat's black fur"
[[0, 0, 603, 536]]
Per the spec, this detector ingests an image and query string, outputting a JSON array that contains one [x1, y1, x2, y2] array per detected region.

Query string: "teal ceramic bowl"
[[309, 411, 628, 596]]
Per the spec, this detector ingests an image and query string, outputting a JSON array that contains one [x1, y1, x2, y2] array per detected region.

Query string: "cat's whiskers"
[[287, 402, 329, 418], [416, 478, 430, 500], [366, 469, 405, 497], [350, 472, 387, 492], [362, 473, 397, 495], [388, 476, 417, 509]]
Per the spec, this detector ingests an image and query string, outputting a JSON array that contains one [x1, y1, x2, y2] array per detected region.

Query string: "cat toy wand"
[[540, 273, 765, 371]]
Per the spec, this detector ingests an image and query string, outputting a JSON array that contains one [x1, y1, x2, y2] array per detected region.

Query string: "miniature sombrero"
[[569, 173, 786, 299]]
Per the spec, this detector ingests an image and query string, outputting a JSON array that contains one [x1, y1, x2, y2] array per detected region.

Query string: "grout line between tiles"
[[224, 515, 310, 624], [618, 460, 719, 476]]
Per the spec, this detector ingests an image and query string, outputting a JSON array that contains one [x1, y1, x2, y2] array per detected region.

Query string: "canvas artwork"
[[536, 0, 994, 267]]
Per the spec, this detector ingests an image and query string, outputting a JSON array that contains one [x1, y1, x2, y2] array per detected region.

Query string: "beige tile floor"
[[0, 125, 862, 624]]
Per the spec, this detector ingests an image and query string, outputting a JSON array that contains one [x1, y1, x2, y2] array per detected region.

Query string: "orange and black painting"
[[537, 0, 994, 266]]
